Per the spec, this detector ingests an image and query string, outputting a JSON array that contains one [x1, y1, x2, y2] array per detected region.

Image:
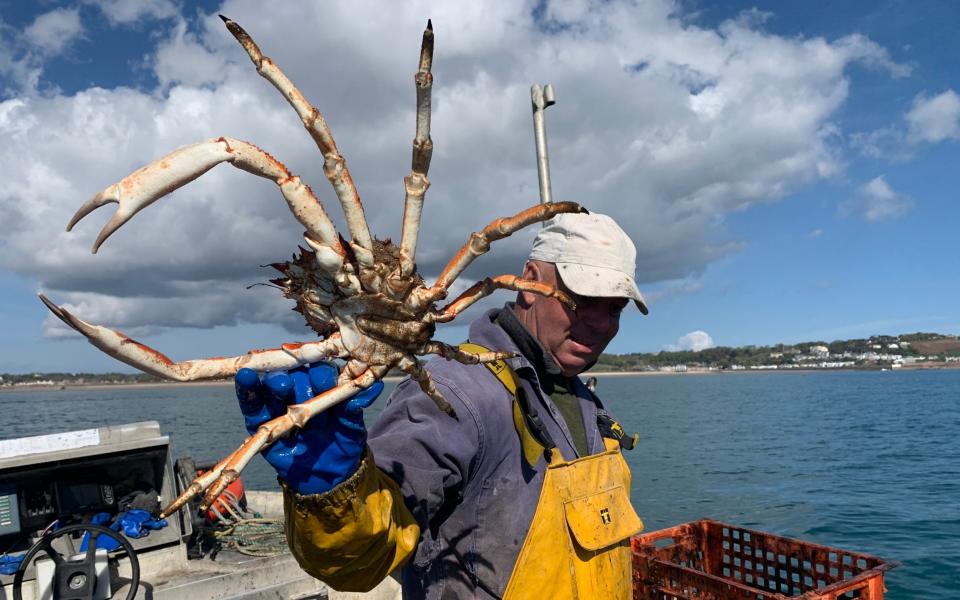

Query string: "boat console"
[[0, 422, 186, 599], [0, 422, 185, 550], [0, 421, 387, 600]]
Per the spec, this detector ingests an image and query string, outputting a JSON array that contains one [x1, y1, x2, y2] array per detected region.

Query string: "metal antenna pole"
[[530, 84, 556, 205]]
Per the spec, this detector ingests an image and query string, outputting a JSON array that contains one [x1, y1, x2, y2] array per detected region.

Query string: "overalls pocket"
[[564, 485, 643, 552]]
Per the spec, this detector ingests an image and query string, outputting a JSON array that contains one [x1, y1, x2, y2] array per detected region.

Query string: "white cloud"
[[0, 8, 84, 95], [642, 277, 704, 305], [840, 175, 911, 222], [153, 18, 229, 88], [664, 330, 715, 352], [849, 126, 902, 160], [23, 8, 84, 56], [81, 0, 179, 25], [852, 89, 960, 159], [0, 0, 910, 336], [40, 285, 306, 338], [906, 90, 960, 144], [808, 228, 823, 238]]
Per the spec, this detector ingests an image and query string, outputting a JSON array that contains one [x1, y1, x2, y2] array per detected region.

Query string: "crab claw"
[[66, 141, 233, 253], [67, 185, 125, 253]]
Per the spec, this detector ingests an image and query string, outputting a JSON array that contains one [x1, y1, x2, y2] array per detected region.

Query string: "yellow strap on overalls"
[[459, 342, 546, 467], [458, 342, 643, 599]]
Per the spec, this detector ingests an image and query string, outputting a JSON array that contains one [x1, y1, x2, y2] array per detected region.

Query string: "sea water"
[[2, 369, 957, 596]]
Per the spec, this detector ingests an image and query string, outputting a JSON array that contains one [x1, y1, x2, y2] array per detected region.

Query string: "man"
[[236, 212, 648, 599]]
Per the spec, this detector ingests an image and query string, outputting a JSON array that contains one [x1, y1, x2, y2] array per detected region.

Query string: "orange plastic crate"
[[632, 519, 897, 599]]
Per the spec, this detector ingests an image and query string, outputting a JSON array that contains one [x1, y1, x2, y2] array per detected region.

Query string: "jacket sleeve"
[[282, 449, 420, 592], [282, 372, 484, 591]]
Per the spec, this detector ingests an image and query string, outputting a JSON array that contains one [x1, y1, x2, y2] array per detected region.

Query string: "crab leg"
[[397, 355, 456, 417], [168, 455, 230, 518], [422, 342, 516, 365], [430, 275, 576, 323], [406, 201, 586, 309], [69, 137, 347, 270], [161, 365, 390, 517], [398, 20, 435, 279], [221, 16, 374, 267], [38, 294, 346, 380]]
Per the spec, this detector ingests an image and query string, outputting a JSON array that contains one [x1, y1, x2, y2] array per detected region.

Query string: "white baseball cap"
[[529, 212, 648, 314]]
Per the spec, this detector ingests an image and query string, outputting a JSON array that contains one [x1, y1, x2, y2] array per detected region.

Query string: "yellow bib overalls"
[[460, 344, 643, 599]]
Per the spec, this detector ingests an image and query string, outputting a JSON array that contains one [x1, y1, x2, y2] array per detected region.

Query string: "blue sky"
[[1, 0, 958, 373]]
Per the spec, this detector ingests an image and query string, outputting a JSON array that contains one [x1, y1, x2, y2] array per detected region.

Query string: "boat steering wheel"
[[12, 523, 140, 600]]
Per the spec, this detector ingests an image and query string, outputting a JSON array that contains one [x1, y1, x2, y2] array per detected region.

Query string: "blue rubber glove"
[[80, 513, 121, 552], [235, 362, 383, 495], [117, 509, 168, 538], [0, 553, 25, 575], [80, 510, 167, 552]]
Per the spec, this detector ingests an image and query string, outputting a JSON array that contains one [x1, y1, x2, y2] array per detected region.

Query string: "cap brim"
[[556, 263, 648, 315]]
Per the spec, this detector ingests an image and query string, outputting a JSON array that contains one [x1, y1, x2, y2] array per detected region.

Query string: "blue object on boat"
[[0, 553, 25, 575], [79, 510, 169, 552], [118, 509, 168, 538], [80, 512, 121, 551]]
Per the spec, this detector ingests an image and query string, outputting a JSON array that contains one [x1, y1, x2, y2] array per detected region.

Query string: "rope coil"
[[209, 491, 287, 557]]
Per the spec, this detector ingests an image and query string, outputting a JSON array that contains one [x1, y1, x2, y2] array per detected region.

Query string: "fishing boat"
[[0, 420, 400, 599]]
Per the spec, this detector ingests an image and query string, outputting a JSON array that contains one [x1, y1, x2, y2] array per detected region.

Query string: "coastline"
[[1, 370, 709, 392], [3, 362, 957, 392], [585, 370, 717, 376], [588, 363, 960, 376]]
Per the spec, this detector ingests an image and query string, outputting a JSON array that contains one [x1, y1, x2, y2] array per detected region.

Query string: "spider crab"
[[39, 16, 584, 518]]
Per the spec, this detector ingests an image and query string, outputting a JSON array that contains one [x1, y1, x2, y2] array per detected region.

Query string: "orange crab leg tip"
[[160, 483, 201, 519], [559, 201, 587, 214], [219, 15, 259, 58], [556, 291, 577, 310]]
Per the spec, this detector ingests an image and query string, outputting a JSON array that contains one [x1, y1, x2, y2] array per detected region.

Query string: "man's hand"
[[235, 362, 384, 495]]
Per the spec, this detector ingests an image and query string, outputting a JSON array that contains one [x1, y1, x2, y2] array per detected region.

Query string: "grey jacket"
[[368, 308, 613, 599]]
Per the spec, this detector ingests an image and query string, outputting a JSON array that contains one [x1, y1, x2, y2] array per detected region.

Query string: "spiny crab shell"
[[279, 239, 427, 357]]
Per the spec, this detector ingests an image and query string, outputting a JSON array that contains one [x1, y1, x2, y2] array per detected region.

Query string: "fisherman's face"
[[515, 261, 628, 377]]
